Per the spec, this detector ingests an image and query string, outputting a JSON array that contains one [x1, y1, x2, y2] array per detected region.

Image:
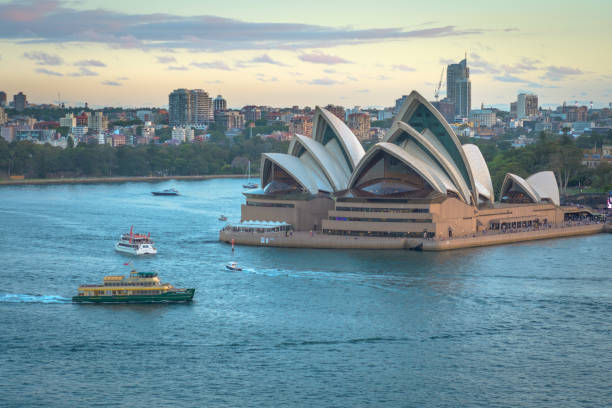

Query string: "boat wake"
[[0, 293, 71, 304]]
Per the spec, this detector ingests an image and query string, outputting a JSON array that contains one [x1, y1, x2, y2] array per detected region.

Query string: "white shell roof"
[[313, 107, 365, 170], [261, 153, 332, 194], [501, 173, 541, 203], [526, 171, 560, 206], [348, 142, 458, 196], [289, 134, 350, 191], [390, 90, 477, 203], [462, 144, 494, 202], [386, 122, 471, 203]]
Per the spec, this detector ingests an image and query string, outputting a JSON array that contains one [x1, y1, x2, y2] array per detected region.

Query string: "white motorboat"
[[225, 261, 242, 271], [115, 226, 157, 256]]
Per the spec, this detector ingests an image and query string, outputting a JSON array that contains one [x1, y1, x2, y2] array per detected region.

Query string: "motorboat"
[[115, 226, 157, 255], [152, 188, 179, 196], [225, 262, 242, 271], [218, 215, 228, 221]]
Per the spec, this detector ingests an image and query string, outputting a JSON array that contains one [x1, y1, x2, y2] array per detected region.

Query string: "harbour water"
[[1, 178, 610, 407]]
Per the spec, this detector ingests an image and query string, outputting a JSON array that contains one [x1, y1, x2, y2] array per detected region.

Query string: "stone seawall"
[[220, 223, 604, 251]]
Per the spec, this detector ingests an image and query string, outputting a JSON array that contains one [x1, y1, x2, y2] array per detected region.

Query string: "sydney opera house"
[[221, 91, 600, 250]]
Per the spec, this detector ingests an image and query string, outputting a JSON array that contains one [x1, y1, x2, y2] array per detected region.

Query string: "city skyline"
[[1, 0, 611, 109]]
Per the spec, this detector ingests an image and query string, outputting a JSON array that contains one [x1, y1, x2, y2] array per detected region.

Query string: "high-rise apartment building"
[[169, 88, 213, 126], [0, 107, 7, 125], [431, 99, 455, 123], [59, 113, 76, 128], [89, 111, 108, 133], [517, 93, 538, 119], [241, 106, 262, 122], [289, 115, 313, 138], [190, 89, 213, 125], [14, 92, 27, 112], [214, 110, 245, 131], [0, 91, 6, 107], [394, 95, 408, 115], [214, 95, 227, 112], [469, 109, 496, 128], [446, 58, 471, 118], [348, 112, 371, 141], [324, 104, 346, 122]]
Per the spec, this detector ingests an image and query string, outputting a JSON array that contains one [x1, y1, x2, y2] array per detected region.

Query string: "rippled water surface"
[[1, 179, 611, 407]]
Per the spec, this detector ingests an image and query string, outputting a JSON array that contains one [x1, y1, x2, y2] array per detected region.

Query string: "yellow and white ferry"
[[73, 269, 194, 303]]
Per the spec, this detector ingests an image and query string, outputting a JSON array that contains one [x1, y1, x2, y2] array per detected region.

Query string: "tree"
[[67, 136, 74, 149], [548, 141, 583, 194]]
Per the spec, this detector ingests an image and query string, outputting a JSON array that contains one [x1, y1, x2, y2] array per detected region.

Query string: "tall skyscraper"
[[13, 92, 27, 112], [0, 91, 6, 107], [446, 58, 471, 119], [517, 93, 538, 119], [89, 111, 108, 133], [213, 95, 227, 112], [190, 89, 213, 125], [169, 89, 213, 126], [169, 89, 191, 126]]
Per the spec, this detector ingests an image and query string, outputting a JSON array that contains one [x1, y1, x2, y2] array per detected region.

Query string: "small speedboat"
[[152, 188, 179, 196], [243, 182, 258, 189], [225, 262, 242, 271], [218, 215, 228, 221]]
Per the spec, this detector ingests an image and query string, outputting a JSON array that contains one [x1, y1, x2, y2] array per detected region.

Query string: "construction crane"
[[434, 67, 444, 101]]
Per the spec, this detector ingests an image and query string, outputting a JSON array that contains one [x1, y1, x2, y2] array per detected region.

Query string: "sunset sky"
[[1, 0, 610, 109]]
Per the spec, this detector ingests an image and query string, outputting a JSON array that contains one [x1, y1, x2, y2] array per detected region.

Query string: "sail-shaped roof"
[[260, 153, 332, 195], [500, 173, 541, 204], [462, 144, 494, 202], [312, 107, 365, 173], [391, 91, 477, 203], [526, 171, 560, 206]]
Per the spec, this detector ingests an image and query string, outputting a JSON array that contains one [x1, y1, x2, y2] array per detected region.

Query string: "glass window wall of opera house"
[[235, 90, 596, 239]]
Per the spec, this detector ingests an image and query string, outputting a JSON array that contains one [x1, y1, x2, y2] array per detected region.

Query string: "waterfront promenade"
[[220, 221, 605, 251]]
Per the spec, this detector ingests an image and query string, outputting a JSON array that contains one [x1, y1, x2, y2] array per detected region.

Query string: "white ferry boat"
[[115, 226, 157, 255]]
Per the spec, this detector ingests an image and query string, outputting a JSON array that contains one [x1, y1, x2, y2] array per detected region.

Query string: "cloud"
[[0, 2, 483, 51], [69, 67, 98, 76], [307, 78, 341, 85], [35, 67, 62, 76], [102, 80, 121, 86], [392, 64, 415, 72], [494, 74, 525, 83], [469, 53, 500, 74], [288, 72, 303, 76], [256, 74, 278, 82], [74, 59, 105, 67], [355, 89, 370, 93], [156, 56, 176, 64], [167, 65, 188, 70], [439, 58, 455, 64], [377, 75, 391, 80], [299, 52, 351, 64], [23, 51, 63, 65], [117, 76, 129, 80], [190, 61, 231, 70], [501, 57, 540, 74], [249, 54, 286, 66], [323, 69, 337, 74], [540, 65, 583, 81], [0, 1, 482, 51], [504, 28, 519, 32]]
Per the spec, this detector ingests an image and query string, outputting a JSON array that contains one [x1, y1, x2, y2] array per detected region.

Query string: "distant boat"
[[115, 226, 157, 256], [152, 188, 179, 196], [243, 161, 258, 189], [225, 261, 242, 271], [218, 215, 228, 221]]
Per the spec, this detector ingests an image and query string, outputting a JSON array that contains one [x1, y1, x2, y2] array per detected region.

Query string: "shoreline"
[[0, 174, 244, 186], [220, 223, 605, 251]]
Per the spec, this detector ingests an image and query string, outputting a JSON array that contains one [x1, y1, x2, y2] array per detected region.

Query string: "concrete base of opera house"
[[219, 222, 604, 251]]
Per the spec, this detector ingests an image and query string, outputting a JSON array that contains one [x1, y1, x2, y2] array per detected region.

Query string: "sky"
[[1, 0, 611, 110]]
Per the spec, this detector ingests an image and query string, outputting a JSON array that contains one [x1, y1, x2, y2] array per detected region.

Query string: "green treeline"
[[461, 131, 612, 194], [0, 136, 289, 178], [2, 130, 612, 194]]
